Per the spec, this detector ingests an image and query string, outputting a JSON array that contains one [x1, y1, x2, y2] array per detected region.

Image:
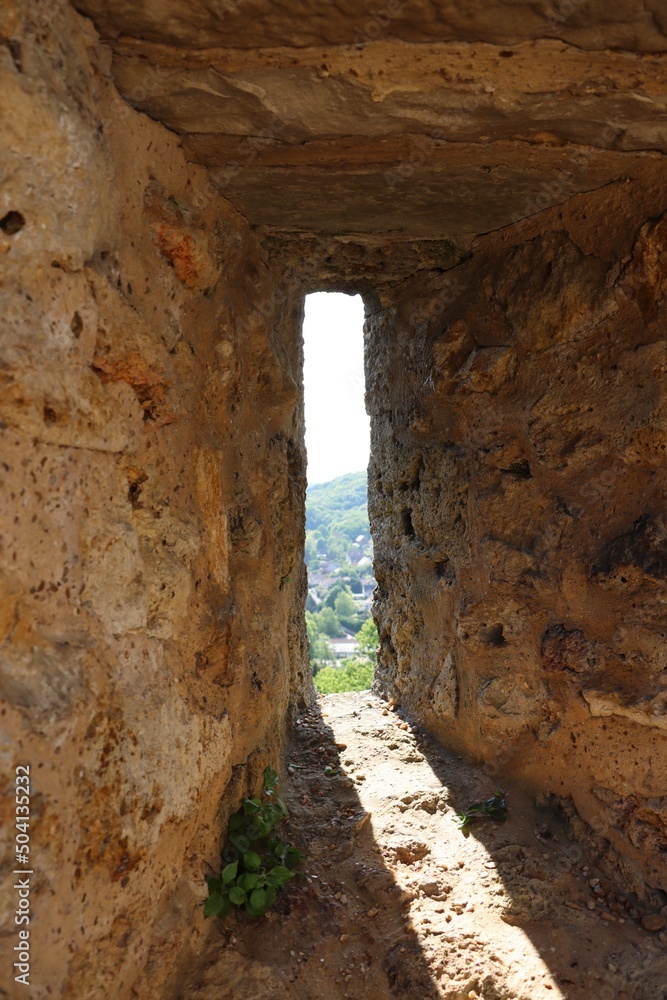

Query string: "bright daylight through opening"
[[302, 293, 378, 694]]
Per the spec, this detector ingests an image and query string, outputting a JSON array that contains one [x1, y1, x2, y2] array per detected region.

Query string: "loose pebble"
[[641, 913, 667, 932]]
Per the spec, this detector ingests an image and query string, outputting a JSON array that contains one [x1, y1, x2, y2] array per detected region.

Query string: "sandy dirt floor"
[[177, 692, 667, 1000]]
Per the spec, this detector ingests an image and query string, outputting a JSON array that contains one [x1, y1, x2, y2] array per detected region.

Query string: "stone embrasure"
[[367, 183, 667, 898], [1, 1, 667, 998]]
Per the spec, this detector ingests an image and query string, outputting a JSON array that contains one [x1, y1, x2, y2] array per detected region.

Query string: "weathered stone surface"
[[368, 174, 667, 896], [72, 0, 667, 51], [1, 4, 308, 998]]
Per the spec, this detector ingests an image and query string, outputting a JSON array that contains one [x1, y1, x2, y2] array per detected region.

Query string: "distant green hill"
[[305, 472, 374, 661], [306, 471, 369, 542]]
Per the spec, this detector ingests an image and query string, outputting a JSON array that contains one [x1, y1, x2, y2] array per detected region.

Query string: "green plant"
[[356, 617, 379, 661], [314, 660, 374, 694], [204, 766, 304, 919], [455, 790, 508, 832]]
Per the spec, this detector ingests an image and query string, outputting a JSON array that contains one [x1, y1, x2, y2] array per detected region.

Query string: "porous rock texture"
[[2, 0, 667, 997], [1, 3, 309, 997], [367, 179, 667, 902]]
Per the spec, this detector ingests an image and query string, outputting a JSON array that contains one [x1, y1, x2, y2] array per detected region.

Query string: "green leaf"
[[250, 888, 268, 912], [263, 766, 279, 793], [222, 861, 238, 884], [212, 764, 302, 917], [243, 850, 262, 871], [259, 804, 279, 829], [455, 791, 507, 831], [265, 865, 295, 888], [244, 821, 263, 841], [203, 892, 230, 918], [238, 873, 263, 892], [262, 802, 285, 827]]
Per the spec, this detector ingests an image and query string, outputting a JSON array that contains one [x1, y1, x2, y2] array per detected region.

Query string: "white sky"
[[303, 292, 370, 485]]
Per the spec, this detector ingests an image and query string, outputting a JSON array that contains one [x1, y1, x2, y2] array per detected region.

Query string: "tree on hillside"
[[305, 592, 318, 613], [342, 568, 362, 593], [315, 606, 342, 637], [356, 617, 379, 661], [314, 660, 373, 695], [323, 583, 345, 610], [306, 471, 368, 533], [309, 635, 335, 673], [305, 611, 319, 643], [334, 589, 356, 620], [305, 535, 317, 564]]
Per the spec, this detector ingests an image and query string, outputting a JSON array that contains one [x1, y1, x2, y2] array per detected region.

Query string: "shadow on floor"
[[169, 692, 667, 1000], [171, 696, 442, 1000], [411, 711, 667, 1000], [278, 701, 443, 1000]]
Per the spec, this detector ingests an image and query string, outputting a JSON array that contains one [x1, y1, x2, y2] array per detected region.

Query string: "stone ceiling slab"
[[110, 41, 667, 151], [200, 146, 663, 238], [74, 0, 667, 52], [69, 1, 667, 241]]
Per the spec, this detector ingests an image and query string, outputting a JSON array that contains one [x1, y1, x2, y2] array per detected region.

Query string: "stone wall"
[[368, 169, 667, 899], [0, 4, 308, 997]]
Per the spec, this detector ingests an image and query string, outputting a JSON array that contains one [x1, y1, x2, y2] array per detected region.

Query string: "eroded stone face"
[[0, 3, 308, 997], [367, 180, 667, 898]]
